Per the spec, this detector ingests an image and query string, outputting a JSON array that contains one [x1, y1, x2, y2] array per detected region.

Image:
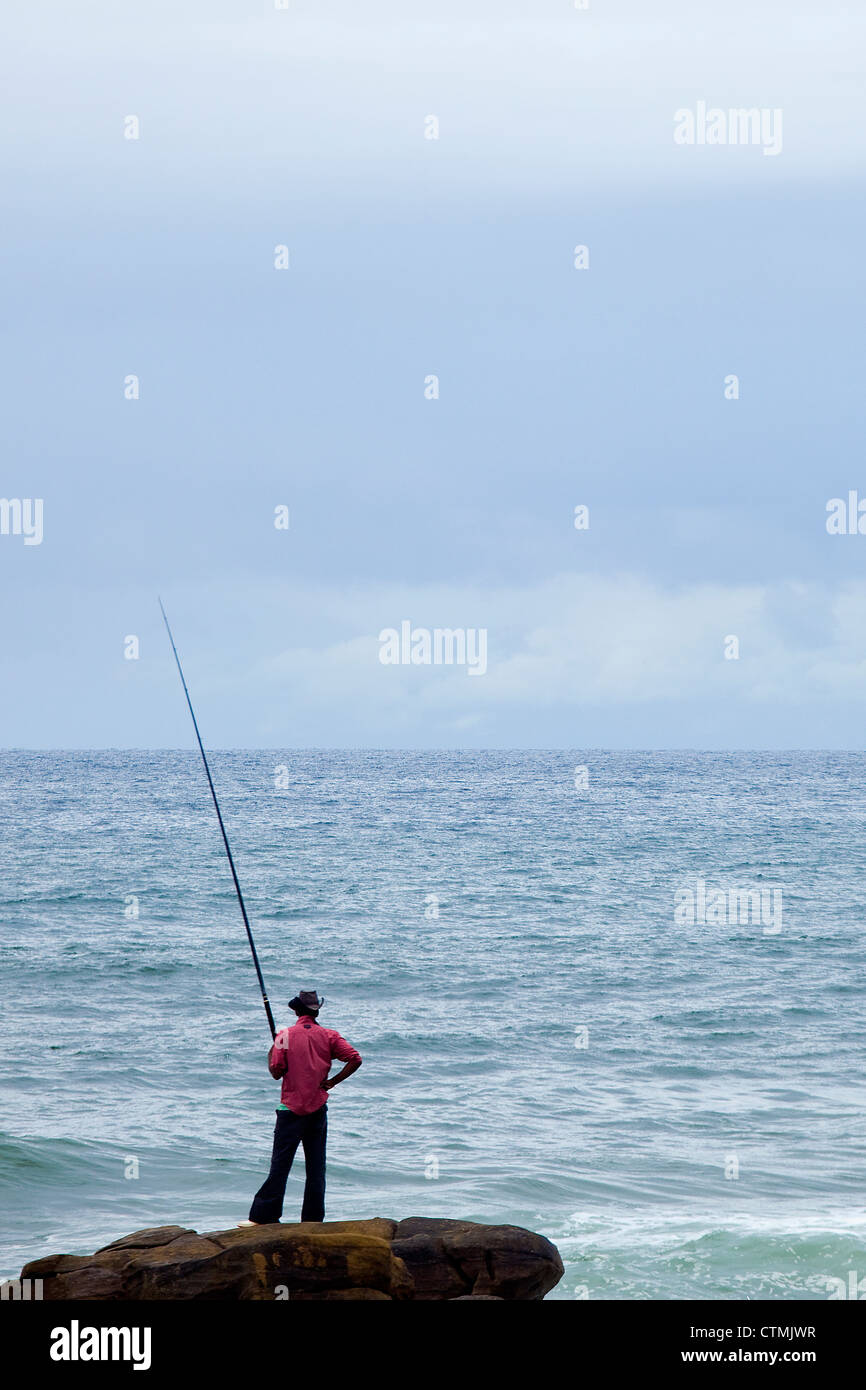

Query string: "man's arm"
[[322, 1056, 361, 1091], [323, 1033, 362, 1091], [268, 1036, 289, 1079]]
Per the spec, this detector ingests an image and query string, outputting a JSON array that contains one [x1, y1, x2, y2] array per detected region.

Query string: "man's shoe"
[[236, 1220, 262, 1228]]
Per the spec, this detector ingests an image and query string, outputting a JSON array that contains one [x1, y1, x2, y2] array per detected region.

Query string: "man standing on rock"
[[241, 990, 362, 1226]]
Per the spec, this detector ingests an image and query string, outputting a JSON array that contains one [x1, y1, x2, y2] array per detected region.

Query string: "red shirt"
[[267, 1015, 361, 1115]]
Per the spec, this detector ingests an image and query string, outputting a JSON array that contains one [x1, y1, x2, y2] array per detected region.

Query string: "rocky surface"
[[21, 1217, 563, 1301]]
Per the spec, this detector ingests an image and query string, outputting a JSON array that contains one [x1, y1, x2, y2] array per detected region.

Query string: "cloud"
[[238, 571, 866, 714], [6, 0, 865, 197], [7, 570, 862, 746]]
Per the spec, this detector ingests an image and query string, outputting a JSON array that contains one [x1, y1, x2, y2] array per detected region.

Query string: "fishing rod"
[[159, 598, 276, 1039]]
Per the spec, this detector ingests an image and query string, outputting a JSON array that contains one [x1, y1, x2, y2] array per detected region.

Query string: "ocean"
[[2, 750, 865, 1300]]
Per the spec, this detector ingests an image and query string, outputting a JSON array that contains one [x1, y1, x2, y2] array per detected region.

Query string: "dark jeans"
[[249, 1105, 327, 1224]]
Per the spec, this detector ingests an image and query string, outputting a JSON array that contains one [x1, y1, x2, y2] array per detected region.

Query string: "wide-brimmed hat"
[[289, 989, 324, 1013]]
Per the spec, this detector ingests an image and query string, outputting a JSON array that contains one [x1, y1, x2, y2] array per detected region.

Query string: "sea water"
[[2, 750, 865, 1300]]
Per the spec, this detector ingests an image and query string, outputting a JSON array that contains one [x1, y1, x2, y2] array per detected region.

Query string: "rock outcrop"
[[21, 1217, 563, 1301]]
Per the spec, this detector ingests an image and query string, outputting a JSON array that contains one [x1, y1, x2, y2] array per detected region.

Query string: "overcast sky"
[[2, 0, 865, 747]]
